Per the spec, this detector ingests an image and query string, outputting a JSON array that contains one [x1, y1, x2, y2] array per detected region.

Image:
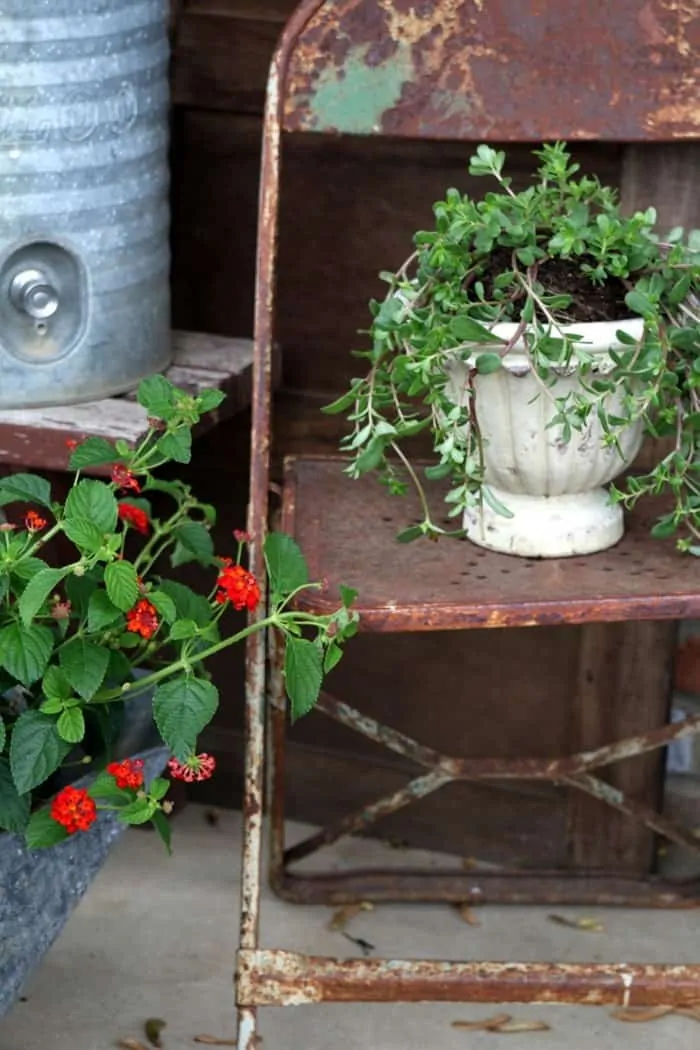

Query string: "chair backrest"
[[279, 0, 698, 141], [247, 0, 700, 571]]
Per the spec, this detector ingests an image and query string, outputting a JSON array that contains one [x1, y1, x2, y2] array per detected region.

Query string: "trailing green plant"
[[0, 376, 358, 849], [324, 141, 700, 549]]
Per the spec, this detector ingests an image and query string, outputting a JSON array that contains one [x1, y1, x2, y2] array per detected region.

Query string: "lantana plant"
[[0, 376, 358, 850]]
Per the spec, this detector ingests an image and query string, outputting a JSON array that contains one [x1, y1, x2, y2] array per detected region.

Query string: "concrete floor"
[[2, 805, 699, 1050]]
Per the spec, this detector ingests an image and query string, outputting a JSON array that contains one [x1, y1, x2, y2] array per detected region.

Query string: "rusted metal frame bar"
[[284, 768, 453, 866], [563, 774, 700, 855], [238, 949, 700, 1008], [273, 865, 700, 908], [316, 691, 700, 780]]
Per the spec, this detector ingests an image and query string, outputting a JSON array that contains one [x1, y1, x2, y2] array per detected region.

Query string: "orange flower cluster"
[[111, 463, 141, 493], [118, 502, 150, 535], [50, 786, 97, 834], [106, 758, 145, 790], [25, 510, 47, 532], [126, 599, 160, 640], [215, 563, 260, 611]]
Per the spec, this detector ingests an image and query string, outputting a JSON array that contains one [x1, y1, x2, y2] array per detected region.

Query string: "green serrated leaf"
[[0, 623, 54, 686], [197, 388, 226, 413], [104, 560, 139, 612], [57, 706, 86, 744], [0, 473, 51, 508], [323, 643, 344, 674], [42, 665, 73, 702], [119, 797, 158, 825], [10, 556, 48, 583], [60, 638, 110, 700], [148, 777, 170, 801], [65, 479, 118, 534], [151, 808, 172, 853], [89, 772, 131, 803], [0, 758, 31, 832], [18, 567, 68, 626], [169, 618, 198, 640], [39, 697, 64, 714], [25, 807, 70, 849], [148, 590, 177, 624], [65, 571, 99, 618], [157, 580, 212, 626], [87, 589, 123, 632], [10, 711, 70, 794], [153, 676, 219, 760], [137, 374, 178, 421], [68, 437, 119, 471], [284, 636, 323, 721], [264, 532, 308, 595], [173, 521, 214, 565], [63, 516, 106, 554], [157, 428, 192, 464]]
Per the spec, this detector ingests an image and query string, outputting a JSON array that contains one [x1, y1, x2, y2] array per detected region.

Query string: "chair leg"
[[236, 629, 267, 1049], [267, 627, 288, 896]]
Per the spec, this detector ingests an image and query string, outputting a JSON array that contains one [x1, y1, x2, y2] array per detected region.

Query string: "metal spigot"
[[10, 268, 59, 320]]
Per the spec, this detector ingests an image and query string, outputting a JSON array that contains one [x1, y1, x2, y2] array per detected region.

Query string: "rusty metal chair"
[[237, 3, 700, 1046]]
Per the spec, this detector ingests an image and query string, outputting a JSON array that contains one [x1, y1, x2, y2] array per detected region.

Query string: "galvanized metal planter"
[[0, 0, 172, 408], [0, 692, 167, 1017]]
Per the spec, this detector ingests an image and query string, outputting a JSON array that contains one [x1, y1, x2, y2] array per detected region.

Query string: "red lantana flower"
[[107, 758, 145, 791], [25, 510, 47, 532], [233, 529, 251, 544], [65, 438, 78, 451], [50, 786, 98, 834], [168, 753, 216, 783], [215, 564, 261, 611], [118, 502, 150, 535], [126, 598, 160, 639], [111, 463, 141, 493]]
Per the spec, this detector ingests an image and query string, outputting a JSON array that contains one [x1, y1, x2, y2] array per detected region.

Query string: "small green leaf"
[[63, 516, 106, 554], [197, 388, 226, 413], [323, 643, 344, 674], [137, 374, 178, 421], [42, 665, 73, 702], [18, 567, 68, 626], [105, 560, 140, 612], [173, 521, 214, 565], [474, 352, 503, 375], [395, 525, 423, 543], [339, 584, 358, 608], [148, 777, 170, 801], [25, 807, 70, 849], [65, 571, 100, 618], [169, 618, 198, 640], [0, 473, 51, 508], [625, 289, 653, 316], [60, 638, 110, 700], [10, 556, 48, 582], [284, 636, 323, 721], [153, 676, 219, 760], [158, 580, 212, 626], [450, 316, 502, 344], [0, 758, 31, 832], [87, 589, 123, 632], [39, 697, 64, 714], [483, 487, 515, 518], [651, 518, 677, 539], [151, 809, 172, 853], [65, 479, 118, 533], [157, 428, 192, 464], [149, 590, 177, 624], [264, 532, 308, 595], [10, 711, 70, 794], [57, 707, 86, 744], [118, 798, 158, 825], [89, 772, 131, 803], [424, 461, 454, 481], [68, 437, 119, 471], [321, 389, 358, 415], [0, 623, 54, 686]]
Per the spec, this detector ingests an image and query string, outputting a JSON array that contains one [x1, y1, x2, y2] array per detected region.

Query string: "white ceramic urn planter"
[[446, 318, 646, 559]]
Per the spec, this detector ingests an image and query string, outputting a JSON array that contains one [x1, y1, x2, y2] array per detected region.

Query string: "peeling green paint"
[[309, 43, 411, 134]]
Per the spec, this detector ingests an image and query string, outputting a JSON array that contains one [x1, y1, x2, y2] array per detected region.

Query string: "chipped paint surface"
[[282, 0, 700, 140]]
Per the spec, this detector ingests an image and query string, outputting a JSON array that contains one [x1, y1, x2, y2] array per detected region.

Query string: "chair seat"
[[281, 455, 700, 632]]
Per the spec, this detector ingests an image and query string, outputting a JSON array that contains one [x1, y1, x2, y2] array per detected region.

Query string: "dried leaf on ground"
[[327, 901, 373, 931], [612, 1004, 700, 1024], [452, 1014, 512, 1031], [145, 1018, 167, 1047], [455, 903, 481, 926], [548, 914, 605, 932], [193, 1037, 237, 1045], [117, 1040, 149, 1050], [498, 1021, 551, 1033]]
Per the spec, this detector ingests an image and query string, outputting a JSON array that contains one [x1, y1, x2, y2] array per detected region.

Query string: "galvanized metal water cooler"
[[0, 0, 171, 409]]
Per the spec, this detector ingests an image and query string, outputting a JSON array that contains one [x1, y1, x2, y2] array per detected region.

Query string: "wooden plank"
[[0, 331, 261, 472], [569, 621, 675, 872]]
